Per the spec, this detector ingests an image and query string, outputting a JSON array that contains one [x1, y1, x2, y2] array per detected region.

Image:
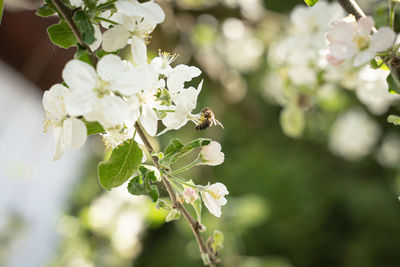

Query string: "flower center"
[[95, 79, 111, 96], [354, 35, 369, 50], [208, 190, 222, 200]]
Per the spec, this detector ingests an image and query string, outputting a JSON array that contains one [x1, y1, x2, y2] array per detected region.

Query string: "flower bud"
[[184, 187, 198, 203], [200, 141, 224, 166]]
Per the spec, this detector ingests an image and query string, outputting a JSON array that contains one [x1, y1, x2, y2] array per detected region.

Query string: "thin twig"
[[50, 0, 98, 64], [134, 122, 219, 266], [336, 0, 366, 20]]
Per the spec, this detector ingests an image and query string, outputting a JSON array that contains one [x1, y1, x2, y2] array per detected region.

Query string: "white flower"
[[101, 0, 165, 53], [167, 64, 201, 95], [290, 1, 344, 49], [200, 141, 225, 166], [326, 15, 395, 66], [151, 50, 178, 76], [329, 109, 380, 160], [43, 84, 87, 160], [62, 55, 136, 129], [355, 67, 400, 115], [184, 187, 198, 204], [159, 80, 203, 135], [201, 182, 229, 217]]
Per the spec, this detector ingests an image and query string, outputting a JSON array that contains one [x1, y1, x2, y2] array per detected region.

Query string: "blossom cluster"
[[263, 0, 400, 161], [42, 0, 229, 222]]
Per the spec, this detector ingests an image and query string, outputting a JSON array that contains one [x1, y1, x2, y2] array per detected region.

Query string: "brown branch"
[[336, 0, 366, 20], [49, 0, 98, 64], [134, 122, 219, 266]]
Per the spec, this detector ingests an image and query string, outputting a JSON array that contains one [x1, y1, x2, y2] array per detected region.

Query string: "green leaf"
[[83, 0, 97, 10], [73, 10, 95, 45], [127, 166, 160, 202], [83, 120, 105, 135], [0, 0, 3, 25], [36, 4, 56, 17], [96, 49, 119, 58], [160, 138, 211, 166], [387, 73, 400, 95], [304, 0, 319, 7], [98, 138, 143, 190], [164, 139, 184, 156], [47, 21, 77, 49]]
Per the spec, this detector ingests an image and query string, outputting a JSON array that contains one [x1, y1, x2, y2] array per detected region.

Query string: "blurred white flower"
[[290, 0, 344, 49], [355, 67, 400, 115], [201, 182, 229, 217], [329, 109, 380, 160], [200, 141, 225, 166], [326, 15, 395, 66], [43, 84, 87, 161], [376, 134, 400, 167]]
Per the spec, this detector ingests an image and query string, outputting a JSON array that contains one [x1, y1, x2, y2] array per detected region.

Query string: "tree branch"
[[134, 122, 219, 266], [50, 0, 98, 64], [336, 0, 366, 20], [45, 2, 218, 264]]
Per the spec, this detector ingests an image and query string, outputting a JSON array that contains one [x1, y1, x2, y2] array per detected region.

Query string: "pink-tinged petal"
[[102, 25, 130, 52], [370, 27, 396, 52], [326, 54, 344, 65], [329, 42, 356, 59], [357, 16, 374, 36], [62, 60, 97, 92], [326, 22, 354, 43]]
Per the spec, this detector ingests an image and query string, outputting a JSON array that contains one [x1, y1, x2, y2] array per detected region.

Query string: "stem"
[[171, 156, 201, 175], [94, 16, 118, 25], [134, 122, 219, 266], [390, 1, 398, 29], [50, 0, 98, 64]]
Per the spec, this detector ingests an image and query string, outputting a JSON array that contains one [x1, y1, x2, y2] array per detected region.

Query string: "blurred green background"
[[2, 0, 400, 267]]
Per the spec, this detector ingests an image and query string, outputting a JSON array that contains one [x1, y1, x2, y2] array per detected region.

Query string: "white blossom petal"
[[89, 24, 102, 52], [62, 118, 87, 150], [370, 27, 396, 52], [43, 84, 68, 119], [102, 25, 130, 52], [131, 36, 148, 66], [97, 54, 126, 82], [140, 105, 158, 136], [62, 60, 97, 92]]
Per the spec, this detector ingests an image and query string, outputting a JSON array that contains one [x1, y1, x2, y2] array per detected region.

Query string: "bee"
[[195, 107, 224, 130]]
